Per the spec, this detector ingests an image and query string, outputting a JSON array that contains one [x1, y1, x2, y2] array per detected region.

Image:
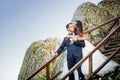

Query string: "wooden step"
[[108, 42, 120, 46], [104, 45, 120, 50], [110, 38, 120, 42], [104, 51, 120, 57], [112, 58, 120, 64], [102, 48, 116, 54]]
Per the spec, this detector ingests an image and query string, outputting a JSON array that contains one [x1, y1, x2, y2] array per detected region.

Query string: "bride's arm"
[[74, 35, 85, 47], [76, 35, 85, 40], [66, 35, 84, 41]]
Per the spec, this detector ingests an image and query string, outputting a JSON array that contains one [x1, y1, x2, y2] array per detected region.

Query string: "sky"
[[0, 0, 101, 80]]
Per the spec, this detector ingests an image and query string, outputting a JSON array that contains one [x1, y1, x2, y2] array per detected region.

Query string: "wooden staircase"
[[90, 38, 120, 80], [102, 38, 120, 64]]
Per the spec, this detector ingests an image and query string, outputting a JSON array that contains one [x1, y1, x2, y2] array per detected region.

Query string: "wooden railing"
[[26, 49, 66, 80], [85, 16, 120, 43], [26, 16, 120, 80]]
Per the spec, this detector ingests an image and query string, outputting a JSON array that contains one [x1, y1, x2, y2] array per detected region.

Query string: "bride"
[[60, 20, 119, 79]]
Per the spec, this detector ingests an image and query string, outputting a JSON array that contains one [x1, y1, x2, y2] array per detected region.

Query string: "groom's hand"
[[53, 52, 58, 57]]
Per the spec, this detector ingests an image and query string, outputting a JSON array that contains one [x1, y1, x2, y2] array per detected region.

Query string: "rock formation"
[[18, 38, 66, 80], [72, 2, 114, 44], [98, 0, 120, 17]]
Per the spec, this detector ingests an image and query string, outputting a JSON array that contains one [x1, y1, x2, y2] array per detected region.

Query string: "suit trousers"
[[67, 54, 84, 80]]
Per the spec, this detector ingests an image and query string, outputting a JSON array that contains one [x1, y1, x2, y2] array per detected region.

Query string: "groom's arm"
[[55, 37, 66, 54], [74, 40, 85, 47]]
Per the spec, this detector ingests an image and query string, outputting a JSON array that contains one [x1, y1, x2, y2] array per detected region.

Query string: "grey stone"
[[72, 2, 114, 44], [98, 0, 120, 17], [18, 38, 66, 80]]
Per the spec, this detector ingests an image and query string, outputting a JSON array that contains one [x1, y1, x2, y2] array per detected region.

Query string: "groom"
[[54, 23, 85, 80]]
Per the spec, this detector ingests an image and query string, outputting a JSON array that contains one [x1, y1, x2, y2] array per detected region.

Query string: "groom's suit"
[[55, 36, 85, 80]]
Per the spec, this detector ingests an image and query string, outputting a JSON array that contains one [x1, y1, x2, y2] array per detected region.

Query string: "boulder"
[[98, 0, 120, 17], [72, 2, 114, 44], [18, 38, 66, 80]]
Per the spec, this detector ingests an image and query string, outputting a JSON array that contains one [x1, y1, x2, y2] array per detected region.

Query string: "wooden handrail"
[[61, 25, 120, 80], [26, 49, 66, 80], [85, 16, 120, 34], [27, 16, 120, 80], [85, 16, 120, 43]]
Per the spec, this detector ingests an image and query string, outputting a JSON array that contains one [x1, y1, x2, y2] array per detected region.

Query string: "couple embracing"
[[54, 20, 119, 80]]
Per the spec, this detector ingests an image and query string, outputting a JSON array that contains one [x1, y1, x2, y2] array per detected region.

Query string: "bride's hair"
[[75, 20, 84, 37]]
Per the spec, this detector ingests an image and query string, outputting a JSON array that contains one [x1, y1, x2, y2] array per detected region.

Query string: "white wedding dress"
[[60, 40, 119, 79]]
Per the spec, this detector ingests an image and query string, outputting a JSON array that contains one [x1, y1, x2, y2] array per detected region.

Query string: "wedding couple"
[[54, 20, 119, 80]]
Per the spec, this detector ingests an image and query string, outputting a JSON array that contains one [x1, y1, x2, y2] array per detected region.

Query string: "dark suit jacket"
[[56, 37, 85, 58]]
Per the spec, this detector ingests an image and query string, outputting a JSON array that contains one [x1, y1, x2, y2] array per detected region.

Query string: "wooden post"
[[88, 32, 92, 43], [46, 64, 50, 80], [115, 19, 119, 39], [89, 54, 93, 76]]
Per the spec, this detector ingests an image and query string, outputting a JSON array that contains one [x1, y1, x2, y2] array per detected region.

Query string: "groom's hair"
[[66, 23, 72, 29]]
